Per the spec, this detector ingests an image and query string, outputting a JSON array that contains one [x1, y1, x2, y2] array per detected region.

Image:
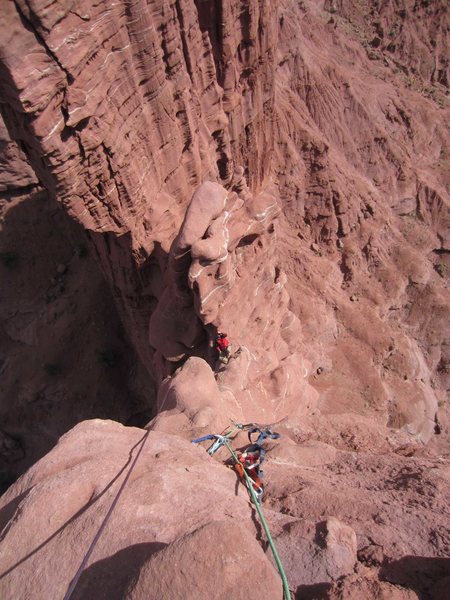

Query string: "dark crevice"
[[95, 143, 126, 230], [434, 414, 441, 435], [331, 192, 345, 238], [211, 128, 230, 180], [0, 183, 41, 201], [193, 0, 224, 86], [12, 0, 78, 187], [175, 0, 194, 83], [217, 157, 228, 179], [74, 117, 91, 133], [237, 233, 259, 248]]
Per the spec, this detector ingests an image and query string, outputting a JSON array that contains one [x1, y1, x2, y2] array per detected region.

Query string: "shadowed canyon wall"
[[0, 1, 449, 598], [0, 0, 449, 478], [1, 0, 279, 370]]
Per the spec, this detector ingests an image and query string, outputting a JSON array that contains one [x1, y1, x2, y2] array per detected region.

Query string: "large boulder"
[[0, 419, 284, 600], [270, 518, 357, 589], [127, 520, 282, 600]]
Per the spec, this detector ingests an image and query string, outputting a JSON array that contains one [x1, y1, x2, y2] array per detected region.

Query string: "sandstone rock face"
[[146, 178, 317, 423], [1, 419, 449, 599], [268, 517, 357, 588], [0, 420, 285, 600], [0, 1, 449, 599], [0, 0, 279, 373], [0, 115, 38, 195], [326, 0, 449, 90], [1, 0, 448, 444], [323, 573, 420, 600], [128, 520, 282, 600], [272, 0, 449, 445], [0, 186, 155, 490]]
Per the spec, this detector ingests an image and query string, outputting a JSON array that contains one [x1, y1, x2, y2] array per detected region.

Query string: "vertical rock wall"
[[0, 0, 279, 369], [1, 0, 448, 442]]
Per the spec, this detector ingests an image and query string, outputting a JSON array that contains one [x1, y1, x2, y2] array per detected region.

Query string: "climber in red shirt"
[[216, 332, 230, 364]]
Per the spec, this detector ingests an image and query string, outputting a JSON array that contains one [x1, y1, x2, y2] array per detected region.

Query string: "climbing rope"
[[193, 421, 291, 599], [223, 439, 292, 600], [64, 414, 290, 599], [63, 427, 151, 600]]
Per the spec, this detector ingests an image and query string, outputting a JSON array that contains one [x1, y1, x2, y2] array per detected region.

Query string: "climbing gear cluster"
[[192, 422, 280, 503], [192, 421, 291, 600]]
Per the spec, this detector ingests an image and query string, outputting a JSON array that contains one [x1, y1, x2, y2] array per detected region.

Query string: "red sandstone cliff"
[[0, 0, 449, 598]]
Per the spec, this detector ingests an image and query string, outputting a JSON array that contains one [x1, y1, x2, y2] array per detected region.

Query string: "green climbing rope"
[[223, 440, 291, 600]]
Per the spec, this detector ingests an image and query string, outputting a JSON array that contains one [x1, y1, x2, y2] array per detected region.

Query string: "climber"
[[216, 331, 231, 364]]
